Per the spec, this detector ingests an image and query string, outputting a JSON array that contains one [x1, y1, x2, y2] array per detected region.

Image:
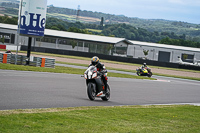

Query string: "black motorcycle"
[[83, 66, 110, 101]]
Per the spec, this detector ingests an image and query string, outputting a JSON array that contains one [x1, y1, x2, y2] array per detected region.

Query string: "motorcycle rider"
[[89, 56, 108, 96], [140, 63, 148, 72], [137, 62, 152, 77], [141, 63, 147, 68]]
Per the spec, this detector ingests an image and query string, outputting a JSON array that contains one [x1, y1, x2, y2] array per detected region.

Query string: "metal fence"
[[10, 54, 27, 65], [0, 52, 55, 68], [0, 53, 3, 63]]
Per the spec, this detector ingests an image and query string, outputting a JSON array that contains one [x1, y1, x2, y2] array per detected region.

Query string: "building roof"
[[0, 23, 126, 44], [44, 29, 127, 44], [129, 40, 200, 52], [1, 23, 200, 52]]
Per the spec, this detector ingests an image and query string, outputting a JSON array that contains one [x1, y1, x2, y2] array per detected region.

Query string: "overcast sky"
[[47, 0, 200, 24]]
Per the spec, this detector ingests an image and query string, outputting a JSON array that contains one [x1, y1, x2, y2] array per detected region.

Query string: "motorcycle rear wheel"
[[87, 82, 96, 101], [101, 85, 110, 101], [148, 72, 152, 77]]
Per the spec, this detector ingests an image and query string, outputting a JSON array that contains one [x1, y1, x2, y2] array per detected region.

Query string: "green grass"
[[0, 63, 84, 74], [0, 63, 154, 80], [47, 13, 76, 20], [0, 105, 200, 133], [87, 28, 102, 33], [1, 51, 199, 132], [153, 72, 200, 81], [1, 50, 200, 80], [56, 61, 200, 81], [21, 51, 199, 74]]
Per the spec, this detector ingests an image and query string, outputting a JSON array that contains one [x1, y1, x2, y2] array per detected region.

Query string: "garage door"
[[158, 51, 171, 62]]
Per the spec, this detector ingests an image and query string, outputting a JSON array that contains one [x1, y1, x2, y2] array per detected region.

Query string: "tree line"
[[0, 15, 200, 48], [46, 17, 187, 43], [1, 1, 200, 39], [159, 37, 200, 48]]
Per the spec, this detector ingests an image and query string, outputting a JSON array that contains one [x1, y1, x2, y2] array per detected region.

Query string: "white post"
[[83, 41, 85, 51], [56, 38, 58, 49], [15, 0, 23, 65]]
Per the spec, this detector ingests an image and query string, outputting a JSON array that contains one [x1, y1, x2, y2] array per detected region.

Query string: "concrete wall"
[[0, 44, 21, 50]]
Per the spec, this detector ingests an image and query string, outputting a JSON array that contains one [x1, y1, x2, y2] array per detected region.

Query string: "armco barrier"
[[0, 53, 3, 62], [0, 52, 55, 68], [44, 58, 55, 68], [10, 54, 27, 65], [29, 57, 55, 68], [20, 46, 200, 70], [1, 53, 12, 64]]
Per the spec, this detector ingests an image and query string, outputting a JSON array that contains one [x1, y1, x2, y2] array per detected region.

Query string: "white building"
[[0, 23, 200, 64], [128, 41, 200, 63]]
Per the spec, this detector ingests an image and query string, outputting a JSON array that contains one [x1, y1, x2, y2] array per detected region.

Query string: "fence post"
[[41, 58, 45, 67], [3, 54, 7, 63]]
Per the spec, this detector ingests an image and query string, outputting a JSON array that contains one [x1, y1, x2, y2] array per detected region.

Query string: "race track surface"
[[0, 69, 200, 110]]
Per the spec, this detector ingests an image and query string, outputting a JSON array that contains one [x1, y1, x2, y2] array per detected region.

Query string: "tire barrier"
[[0, 52, 55, 68]]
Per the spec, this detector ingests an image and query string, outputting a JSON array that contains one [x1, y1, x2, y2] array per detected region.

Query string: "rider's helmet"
[[143, 63, 147, 67], [91, 56, 99, 66]]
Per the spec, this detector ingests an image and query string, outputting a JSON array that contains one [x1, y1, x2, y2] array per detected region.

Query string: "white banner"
[[18, 0, 47, 37]]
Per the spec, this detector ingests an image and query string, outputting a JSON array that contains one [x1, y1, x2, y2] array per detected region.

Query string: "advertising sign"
[[18, 0, 47, 37]]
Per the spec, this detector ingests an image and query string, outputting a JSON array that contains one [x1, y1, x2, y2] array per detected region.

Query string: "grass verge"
[[1, 50, 199, 73], [1, 50, 199, 80], [0, 105, 200, 133], [153, 72, 200, 81], [0, 63, 155, 80], [56, 61, 200, 81], [19, 51, 200, 73]]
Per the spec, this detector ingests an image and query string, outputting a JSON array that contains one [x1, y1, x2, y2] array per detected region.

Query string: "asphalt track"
[[0, 69, 200, 110]]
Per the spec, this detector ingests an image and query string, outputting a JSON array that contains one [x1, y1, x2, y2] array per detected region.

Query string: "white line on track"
[[144, 103, 200, 106], [155, 79, 171, 82]]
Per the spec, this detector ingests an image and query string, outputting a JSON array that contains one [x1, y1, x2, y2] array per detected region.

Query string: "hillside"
[[47, 6, 200, 38], [0, 0, 200, 43], [46, 7, 200, 39]]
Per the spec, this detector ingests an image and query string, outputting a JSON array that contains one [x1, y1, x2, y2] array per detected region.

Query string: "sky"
[[47, 0, 200, 24]]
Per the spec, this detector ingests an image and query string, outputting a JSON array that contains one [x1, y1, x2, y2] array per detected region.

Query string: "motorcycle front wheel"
[[136, 71, 140, 76], [87, 82, 96, 100], [101, 85, 110, 101]]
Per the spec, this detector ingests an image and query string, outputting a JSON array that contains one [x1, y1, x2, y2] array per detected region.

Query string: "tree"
[[0, 36, 5, 44], [51, 26, 60, 30], [143, 49, 149, 58], [107, 44, 113, 51], [70, 40, 77, 49]]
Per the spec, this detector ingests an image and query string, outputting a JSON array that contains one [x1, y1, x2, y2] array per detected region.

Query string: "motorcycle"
[[83, 66, 110, 101], [136, 67, 152, 77]]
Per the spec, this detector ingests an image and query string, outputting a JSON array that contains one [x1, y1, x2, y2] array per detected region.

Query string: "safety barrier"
[[0, 52, 55, 68], [0, 53, 3, 63], [21, 46, 200, 70], [10, 54, 27, 65], [29, 57, 55, 68], [0, 53, 11, 64]]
